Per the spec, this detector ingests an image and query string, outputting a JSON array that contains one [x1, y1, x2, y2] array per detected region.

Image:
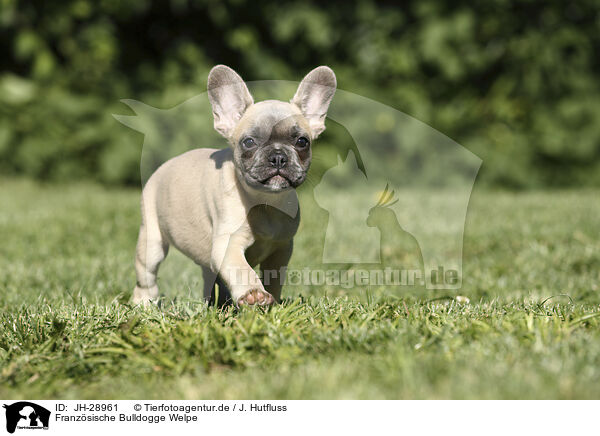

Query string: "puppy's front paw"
[[132, 285, 159, 307], [237, 288, 275, 307]]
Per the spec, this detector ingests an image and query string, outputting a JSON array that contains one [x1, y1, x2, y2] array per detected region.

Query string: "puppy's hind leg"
[[133, 222, 168, 306], [201, 266, 232, 307], [260, 241, 293, 303]]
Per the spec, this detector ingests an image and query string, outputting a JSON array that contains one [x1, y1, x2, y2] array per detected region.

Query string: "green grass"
[[1, 178, 599, 399]]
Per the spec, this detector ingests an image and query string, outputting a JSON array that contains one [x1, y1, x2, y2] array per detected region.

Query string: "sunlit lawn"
[[1, 178, 599, 399]]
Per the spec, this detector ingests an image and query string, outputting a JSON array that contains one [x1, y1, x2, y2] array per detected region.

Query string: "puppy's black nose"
[[269, 151, 287, 169]]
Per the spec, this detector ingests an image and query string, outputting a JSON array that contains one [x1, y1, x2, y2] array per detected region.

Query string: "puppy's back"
[[141, 147, 237, 265]]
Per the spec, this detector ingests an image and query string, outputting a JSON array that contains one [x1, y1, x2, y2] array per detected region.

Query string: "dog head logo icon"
[[3, 402, 50, 434]]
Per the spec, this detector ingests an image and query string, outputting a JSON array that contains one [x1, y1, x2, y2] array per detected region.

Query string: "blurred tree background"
[[1, 0, 599, 188]]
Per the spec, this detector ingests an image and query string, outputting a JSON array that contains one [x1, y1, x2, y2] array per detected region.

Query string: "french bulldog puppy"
[[132, 65, 336, 306]]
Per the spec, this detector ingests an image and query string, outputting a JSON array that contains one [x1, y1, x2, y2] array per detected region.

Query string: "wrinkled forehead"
[[234, 100, 310, 141]]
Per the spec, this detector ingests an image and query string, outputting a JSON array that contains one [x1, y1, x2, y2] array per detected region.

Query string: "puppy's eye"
[[241, 137, 256, 149], [295, 137, 310, 149]]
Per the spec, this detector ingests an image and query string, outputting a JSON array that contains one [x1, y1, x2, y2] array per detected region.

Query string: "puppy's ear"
[[207, 65, 253, 139], [291, 66, 337, 138]]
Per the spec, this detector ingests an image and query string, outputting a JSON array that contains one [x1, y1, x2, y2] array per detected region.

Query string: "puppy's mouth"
[[259, 171, 293, 190], [244, 165, 306, 192]]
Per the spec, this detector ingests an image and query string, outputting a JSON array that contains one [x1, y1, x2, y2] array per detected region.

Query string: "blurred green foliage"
[[1, 0, 599, 187]]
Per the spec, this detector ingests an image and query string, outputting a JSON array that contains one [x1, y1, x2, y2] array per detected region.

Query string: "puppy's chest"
[[244, 205, 299, 264], [247, 204, 300, 241]]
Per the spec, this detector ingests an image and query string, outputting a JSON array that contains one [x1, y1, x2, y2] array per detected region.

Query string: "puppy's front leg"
[[211, 233, 275, 306]]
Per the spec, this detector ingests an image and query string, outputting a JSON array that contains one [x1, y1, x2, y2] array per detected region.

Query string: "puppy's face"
[[207, 65, 336, 193], [231, 101, 312, 191]]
